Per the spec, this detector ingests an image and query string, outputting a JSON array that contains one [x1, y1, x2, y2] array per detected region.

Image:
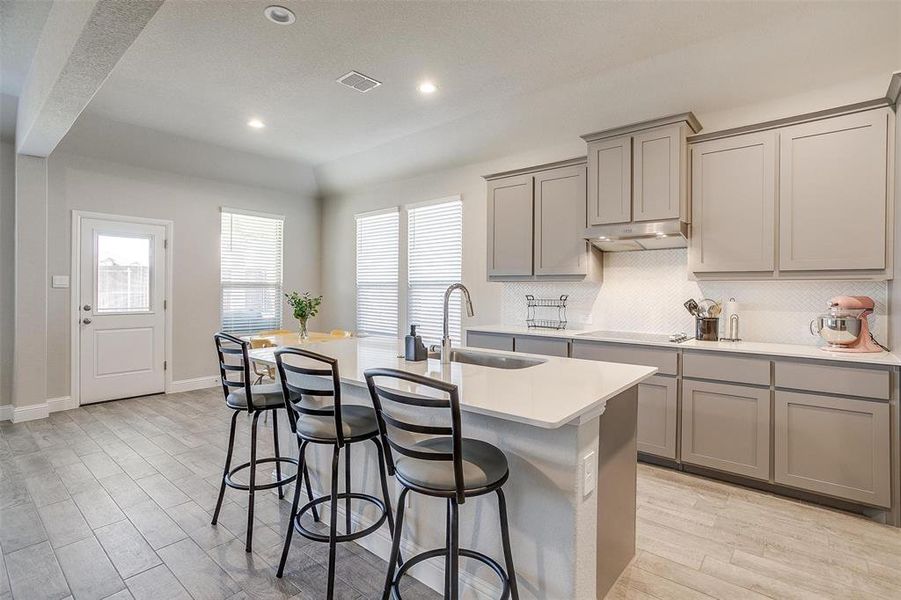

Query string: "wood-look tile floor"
[[2, 388, 900, 600], [0, 388, 438, 600], [610, 463, 901, 600]]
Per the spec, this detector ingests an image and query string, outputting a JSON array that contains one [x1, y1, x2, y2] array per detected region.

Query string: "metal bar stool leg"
[[373, 438, 401, 565], [327, 444, 341, 600], [497, 488, 520, 600], [382, 487, 409, 600], [211, 410, 239, 525], [344, 444, 352, 534], [245, 411, 261, 552], [273, 410, 284, 499], [277, 441, 309, 578], [304, 461, 319, 522], [449, 498, 460, 600], [444, 499, 452, 598]]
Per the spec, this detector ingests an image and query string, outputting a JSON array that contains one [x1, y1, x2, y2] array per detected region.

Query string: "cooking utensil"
[[697, 298, 721, 318], [683, 299, 699, 316]]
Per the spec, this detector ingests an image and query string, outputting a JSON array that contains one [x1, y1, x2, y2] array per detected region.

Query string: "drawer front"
[[775, 361, 890, 401], [466, 332, 514, 352], [775, 391, 890, 507], [571, 340, 678, 376], [683, 352, 770, 386], [637, 375, 678, 459], [514, 335, 569, 357], [681, 380, 770, 480]]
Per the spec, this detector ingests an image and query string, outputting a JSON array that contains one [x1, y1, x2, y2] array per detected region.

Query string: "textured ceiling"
[[0, 0, 53, 97], [83, 1, 901, 170]]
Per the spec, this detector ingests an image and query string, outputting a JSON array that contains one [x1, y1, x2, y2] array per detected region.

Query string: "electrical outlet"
[[582, 450, 596, 497]]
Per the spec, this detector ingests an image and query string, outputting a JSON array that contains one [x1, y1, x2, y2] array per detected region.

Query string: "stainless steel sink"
[[429, 349, 545, 370]]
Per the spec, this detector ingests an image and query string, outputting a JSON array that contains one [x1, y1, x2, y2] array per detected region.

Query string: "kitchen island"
[[249, 336, 656, 599]]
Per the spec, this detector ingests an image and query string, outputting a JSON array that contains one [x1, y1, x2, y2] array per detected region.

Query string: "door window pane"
[[96, 234, 151, 313]]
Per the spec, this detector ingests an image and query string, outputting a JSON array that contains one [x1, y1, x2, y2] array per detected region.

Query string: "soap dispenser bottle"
[[405, 325, 428, 361]]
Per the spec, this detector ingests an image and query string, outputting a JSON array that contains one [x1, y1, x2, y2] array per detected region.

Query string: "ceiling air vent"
[[336, 71, 382, 93]]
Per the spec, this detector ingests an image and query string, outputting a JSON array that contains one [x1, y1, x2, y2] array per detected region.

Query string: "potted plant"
[[284, 291, 322, 340]]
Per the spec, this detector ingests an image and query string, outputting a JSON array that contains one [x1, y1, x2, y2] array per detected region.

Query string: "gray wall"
[[37, 119, 320, 398], [319, 140, 586, 333], [0, 143, 13, 408]]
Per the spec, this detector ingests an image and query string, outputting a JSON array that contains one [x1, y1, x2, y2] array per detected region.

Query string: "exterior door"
[[79, 218, 167, 404]]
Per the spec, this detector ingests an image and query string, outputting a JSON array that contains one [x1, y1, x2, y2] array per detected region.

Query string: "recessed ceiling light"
[[247, 118, 265, 129], [264, 5, 296, 25], [418, 81, 437, 95]]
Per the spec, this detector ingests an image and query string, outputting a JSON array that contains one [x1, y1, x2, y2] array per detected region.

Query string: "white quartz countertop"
[[248, 336, 657, 429], [467, 325, 901, 367]]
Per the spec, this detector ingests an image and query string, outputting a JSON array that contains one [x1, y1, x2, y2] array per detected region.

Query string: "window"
[[354, 198, 463, 344], [96, 234, 151, 313], [220, 208, 284, 334], [355, 209, 399, 337], [408, 199, 463, 344]]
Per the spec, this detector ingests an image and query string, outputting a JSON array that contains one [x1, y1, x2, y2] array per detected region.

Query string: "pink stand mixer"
[[809, 295, 886, 353]]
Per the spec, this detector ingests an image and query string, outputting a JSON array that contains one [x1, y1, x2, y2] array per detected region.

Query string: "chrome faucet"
[[441, 283, 475, 364]]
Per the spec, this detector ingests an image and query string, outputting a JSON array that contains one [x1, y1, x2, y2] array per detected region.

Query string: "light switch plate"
[[582, 450, 596, 497], [51, 275, 70, 289]]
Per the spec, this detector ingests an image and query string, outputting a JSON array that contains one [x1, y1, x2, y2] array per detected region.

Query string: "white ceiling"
[[0, 0, 52, 97], [4, 1, 899, 189]]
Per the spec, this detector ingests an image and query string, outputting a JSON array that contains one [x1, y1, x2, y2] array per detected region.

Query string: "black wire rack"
[[525, 294, 568, 330]]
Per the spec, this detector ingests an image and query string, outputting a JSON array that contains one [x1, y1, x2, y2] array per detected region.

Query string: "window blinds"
[[220, 209, 284, 334], [355, 210, 399, 336], [408, 199, 463, 345]]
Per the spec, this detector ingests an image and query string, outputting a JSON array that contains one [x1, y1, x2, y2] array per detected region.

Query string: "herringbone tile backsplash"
[[501, 249, 888, 346]]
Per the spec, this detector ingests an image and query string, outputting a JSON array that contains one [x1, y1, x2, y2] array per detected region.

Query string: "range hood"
[[585, 220, 688, 252]]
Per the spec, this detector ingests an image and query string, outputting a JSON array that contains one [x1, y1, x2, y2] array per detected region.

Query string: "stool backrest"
[[274, 347, 346, 446], [364, 368, 465, 502], [213, 332, 256, 411]]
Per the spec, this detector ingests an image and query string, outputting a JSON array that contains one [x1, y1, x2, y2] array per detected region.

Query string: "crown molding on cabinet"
[[580, 111, 702, 143], [687, 97, 892, 144], [887, 71, 901, 107], [483, 156, 586, 181]]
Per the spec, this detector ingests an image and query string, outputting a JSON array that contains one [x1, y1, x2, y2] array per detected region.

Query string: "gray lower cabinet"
[[466, 331, 514, 352], [637, 375, 678, 460], [513, 335, 569, 357], [681, 380, 770, 480], [774, 391, 891, 508]]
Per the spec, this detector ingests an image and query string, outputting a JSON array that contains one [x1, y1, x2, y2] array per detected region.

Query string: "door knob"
[[82, 304, 92, 311], [82, 318, 92, 325]]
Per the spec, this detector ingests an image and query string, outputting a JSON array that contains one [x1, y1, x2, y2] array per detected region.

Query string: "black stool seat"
[[296, 404, 379, 441], [395, 438, 508, 493], [226, 382, 287, 410]]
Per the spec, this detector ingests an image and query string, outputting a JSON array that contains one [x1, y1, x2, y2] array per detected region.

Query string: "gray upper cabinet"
[[587, 135, 631, 225], [779, 109, 889, 271], [534, 164, 589, 276], [633, 123, 683, 222], [486, 174, 534, 277], [582, 114, 700, 232], [689, 104, 894, 279], [689, 132, 777, 273], [485, 158, 599, 281]]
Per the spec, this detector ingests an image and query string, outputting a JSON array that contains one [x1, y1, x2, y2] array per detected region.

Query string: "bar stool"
[[274, 347, 397, 600], [210, 333, 299, 552], [364, 368, 519, 600]]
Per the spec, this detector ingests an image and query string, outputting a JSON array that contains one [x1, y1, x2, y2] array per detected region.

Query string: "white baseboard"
[[168, 375, 220, 394], [282, 481, 500, 599], [8, 396, 77, 423], [0, 404, 12, 422]]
